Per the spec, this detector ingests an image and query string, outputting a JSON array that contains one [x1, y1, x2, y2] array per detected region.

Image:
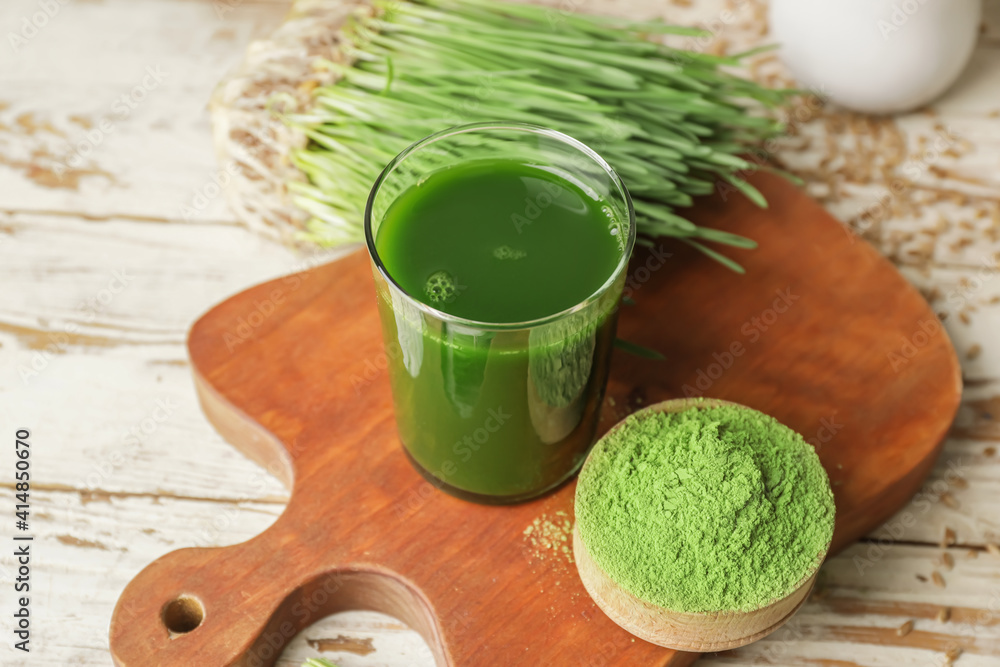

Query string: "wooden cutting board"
[[110, 172, 962, 667]]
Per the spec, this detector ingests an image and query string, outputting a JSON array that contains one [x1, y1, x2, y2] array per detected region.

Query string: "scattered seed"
[[966, 549, 979, 559], [897, 619, 914, 637], [946, 646, 963, 661], [937, 606, 952, 623], [917, 574, 928, 582], [987, 543, 1000, 558], [706, 38, 729, 56], [940, 492, 960, 509], [932, 571, 946, 588], [966, 344, 982, 360], [941, 553, 955, 570], [949, 476, 969, 490], [941, 528, 957, 548], [985, 447, 997, 457], [297, 80, 319, 94]]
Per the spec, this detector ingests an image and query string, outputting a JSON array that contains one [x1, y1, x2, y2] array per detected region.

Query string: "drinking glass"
[[365, 122, 635, 504]]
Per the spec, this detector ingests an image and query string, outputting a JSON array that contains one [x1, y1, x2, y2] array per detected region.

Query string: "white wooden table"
[[1, 0, 999, 665]]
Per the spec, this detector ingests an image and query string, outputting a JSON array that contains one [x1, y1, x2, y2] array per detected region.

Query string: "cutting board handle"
[[106, 368, 449, 666], [109, 513, 291, 665], [109, 498, 450, 666]]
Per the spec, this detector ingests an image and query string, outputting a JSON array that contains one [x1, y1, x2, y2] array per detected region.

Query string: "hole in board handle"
[[162, 595, 205, 635]]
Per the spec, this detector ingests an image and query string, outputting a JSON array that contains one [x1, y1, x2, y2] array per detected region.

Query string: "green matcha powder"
[[576, 401, 835, 613]]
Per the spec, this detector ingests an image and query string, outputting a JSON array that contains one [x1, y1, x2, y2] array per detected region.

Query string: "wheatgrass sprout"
[[282, 0, 791, 271]]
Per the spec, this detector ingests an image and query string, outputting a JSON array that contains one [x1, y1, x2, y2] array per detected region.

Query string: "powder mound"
[[576, 401, 835, 613]]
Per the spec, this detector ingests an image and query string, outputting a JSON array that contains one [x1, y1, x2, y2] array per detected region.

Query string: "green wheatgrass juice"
[[373, 158, 627, 500]]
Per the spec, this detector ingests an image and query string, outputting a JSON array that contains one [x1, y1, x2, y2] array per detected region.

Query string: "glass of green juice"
[[364, 122, 635, 504]]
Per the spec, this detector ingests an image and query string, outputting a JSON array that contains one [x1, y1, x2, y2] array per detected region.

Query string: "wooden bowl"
[[573, 398, 832, 652]]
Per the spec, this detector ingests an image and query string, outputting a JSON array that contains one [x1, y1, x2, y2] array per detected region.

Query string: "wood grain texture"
[[0, 0, 286, 222], [109, 172, 961, 666], [2, 0, 999, 664]]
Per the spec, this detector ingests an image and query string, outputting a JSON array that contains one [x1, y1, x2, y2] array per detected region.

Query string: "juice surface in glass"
[[367, 126, 633, 503], [376, 159, 622, 322]]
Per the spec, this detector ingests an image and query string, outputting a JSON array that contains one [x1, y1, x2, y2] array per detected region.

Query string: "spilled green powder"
[[576, 401, 835, 613], [523, 511, 575, 564]]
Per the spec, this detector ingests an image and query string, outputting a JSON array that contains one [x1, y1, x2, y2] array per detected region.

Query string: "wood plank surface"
[[1, 0, 999, 665]]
